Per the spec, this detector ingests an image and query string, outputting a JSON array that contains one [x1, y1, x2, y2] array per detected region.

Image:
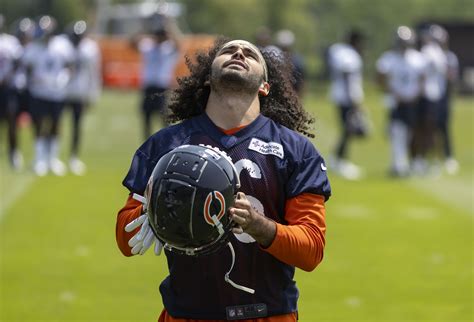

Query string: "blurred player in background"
[[327, 29, 368, 180], [376, 26, 426, 177], [432, 25, 459, 174], [64, 20, 101, 175], [131, 13, 182, 140], [411, 24, 448, 175], [116, 38, 330, 321], [0, 14, 23, 170], [6, 18, 36, 171], [275, 29, 307, 98], [23, 15, 73, 176]]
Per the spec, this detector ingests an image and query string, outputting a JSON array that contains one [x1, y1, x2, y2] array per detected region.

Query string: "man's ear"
[[258, 82, 270, 96]]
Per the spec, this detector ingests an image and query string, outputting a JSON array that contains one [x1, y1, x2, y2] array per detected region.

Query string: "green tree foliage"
[[2, 0, 92, 31], [3, 0, 473, 77], [181, 0, 473, 78]]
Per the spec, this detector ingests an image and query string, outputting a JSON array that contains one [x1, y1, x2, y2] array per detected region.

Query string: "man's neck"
[[205, 90, 261, 130]]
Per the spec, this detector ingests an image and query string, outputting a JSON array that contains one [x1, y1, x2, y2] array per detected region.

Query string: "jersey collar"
[[193, 113, 269, 149]]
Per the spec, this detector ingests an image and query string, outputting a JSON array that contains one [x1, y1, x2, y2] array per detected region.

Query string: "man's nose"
[[231, 48, 245, 60]]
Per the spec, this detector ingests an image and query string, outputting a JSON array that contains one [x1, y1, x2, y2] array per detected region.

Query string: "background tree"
[[3, 0, 473, 79]]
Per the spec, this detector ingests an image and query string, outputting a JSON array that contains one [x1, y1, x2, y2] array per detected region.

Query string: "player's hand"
[[228, 192, 276, 247], [125, 214, 163, 256]]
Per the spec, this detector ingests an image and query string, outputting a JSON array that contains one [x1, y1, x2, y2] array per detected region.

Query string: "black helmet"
[[147, 13, 167, 37], [429, 24, 448, 46], [66, 20, 87, 45], [146, 144, 240, 256], [14, 18, 36, 40]]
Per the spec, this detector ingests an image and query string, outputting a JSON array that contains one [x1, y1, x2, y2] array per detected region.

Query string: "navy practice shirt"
[[123, 113, 331, 319]]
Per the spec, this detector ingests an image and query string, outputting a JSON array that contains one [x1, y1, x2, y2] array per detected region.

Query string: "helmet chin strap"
[[224, 242, 255, 294], [140, 181, 253, 293], [211, 215, 225, 235], [211, 207, 254, 293]]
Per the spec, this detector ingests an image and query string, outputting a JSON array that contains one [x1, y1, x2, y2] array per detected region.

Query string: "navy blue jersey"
[[123, 113, 331, 319]]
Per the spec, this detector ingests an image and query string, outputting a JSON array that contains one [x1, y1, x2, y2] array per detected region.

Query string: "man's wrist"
[[253, 217, 277, 248]]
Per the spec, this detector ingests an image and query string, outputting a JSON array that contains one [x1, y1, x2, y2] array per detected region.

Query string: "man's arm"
[[163, 15, 183, 51], [116, 195, 143, 256], [230, 192, 326, 272]]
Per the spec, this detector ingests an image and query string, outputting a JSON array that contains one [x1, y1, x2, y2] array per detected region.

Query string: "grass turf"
[[0, 85, 472, 321]]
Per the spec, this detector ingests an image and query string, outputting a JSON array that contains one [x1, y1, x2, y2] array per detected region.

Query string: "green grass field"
[[0, 85, 472, 322]]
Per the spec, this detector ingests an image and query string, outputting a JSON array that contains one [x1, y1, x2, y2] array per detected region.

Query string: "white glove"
[[125, 214, 163, 256]]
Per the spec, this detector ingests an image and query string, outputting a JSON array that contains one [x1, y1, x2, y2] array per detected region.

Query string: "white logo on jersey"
[[321, 163, 327, 171], [248, 138, 284, 159], [233, 159, 264, 243], [234, 159, 262, 179]]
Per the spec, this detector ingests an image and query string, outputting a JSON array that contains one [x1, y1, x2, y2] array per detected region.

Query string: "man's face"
[[210, 40, 267, 93]]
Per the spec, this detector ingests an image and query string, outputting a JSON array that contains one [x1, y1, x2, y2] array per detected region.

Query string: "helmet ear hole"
[[146, 144, 239, 256]]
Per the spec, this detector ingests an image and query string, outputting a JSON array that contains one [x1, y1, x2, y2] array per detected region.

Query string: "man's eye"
[[218, 49, 230, 56], [222, 48, 236, 54], [245, 51, 258, 60], [246, 54, 257, 60]]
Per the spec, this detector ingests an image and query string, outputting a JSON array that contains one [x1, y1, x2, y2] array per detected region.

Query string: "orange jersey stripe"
[[116, 193, 327, 269], [218, 125, 247, 135], [158, 309, 297, 322], [263, 193, 326, 272], [116, 195, 143, 256]]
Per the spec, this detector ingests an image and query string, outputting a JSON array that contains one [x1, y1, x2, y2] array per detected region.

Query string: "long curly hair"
[[167, 37, 315, 137]]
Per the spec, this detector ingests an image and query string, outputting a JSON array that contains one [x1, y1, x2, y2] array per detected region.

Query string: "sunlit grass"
[[0, 85, 472, 321]]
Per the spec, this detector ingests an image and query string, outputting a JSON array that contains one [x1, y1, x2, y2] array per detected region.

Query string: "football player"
[[327, 29, 367, 180], [7, 18, 36, 171], [116, 38, 331, 321], [433, 26, 459, 174], [23, 15, 73, 176], [63, 20, 101, 175], [130, 13, 182, 140], [376, 26, 426, 177], [0, 15, 23, 170], [411, 24, 448, 175], [275, 29, 307, 98]]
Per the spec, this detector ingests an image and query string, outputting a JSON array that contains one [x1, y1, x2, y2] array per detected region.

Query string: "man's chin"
[[218, 72, 260, 91]]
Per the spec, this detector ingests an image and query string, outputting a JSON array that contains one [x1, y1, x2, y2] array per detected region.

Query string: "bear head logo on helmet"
[[145, 144, 240, 256]]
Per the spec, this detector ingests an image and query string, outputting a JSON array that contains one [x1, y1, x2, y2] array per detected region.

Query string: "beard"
[[210, 66, 262, 94]]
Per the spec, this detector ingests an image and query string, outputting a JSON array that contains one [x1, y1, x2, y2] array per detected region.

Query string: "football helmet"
[[395, 25, 416, 49], [428, 24, 448, 46], [36, 15, 57, 39], [146, 144, 240, 256], [66, 20, 87, 46], [14, 18, 36, 43]]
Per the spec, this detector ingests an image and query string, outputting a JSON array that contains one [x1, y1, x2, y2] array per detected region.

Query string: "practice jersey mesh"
[[120, 114, 331, 319]]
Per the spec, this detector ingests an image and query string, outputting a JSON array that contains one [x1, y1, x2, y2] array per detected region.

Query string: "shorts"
[[414, 97, 438, 130], [390, 101, 417, 127], [157, 309, 297, 322], [435, 92, 451, 128], [0, 85, 9, 119], [29, 97, 64, 121], [142, 86, 168, 115], [338, 103, 369, 137]]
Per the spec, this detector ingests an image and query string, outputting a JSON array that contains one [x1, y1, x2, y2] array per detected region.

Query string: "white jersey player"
[[327, 30, 367, 180], [63, 20, 102, 175], [410, 24, 449, 175], [376, 26, 427, 177], [430, 25, 460, 174], [0, 15, 23, 169], [23, 16, 73, 176], [131, 13, 181, 139]]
